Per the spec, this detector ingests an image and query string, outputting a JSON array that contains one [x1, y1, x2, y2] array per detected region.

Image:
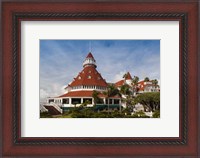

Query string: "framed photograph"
[[1, 0, 199, 157]]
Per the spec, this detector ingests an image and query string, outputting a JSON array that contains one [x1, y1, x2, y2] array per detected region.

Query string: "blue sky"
[[40, 40, 160, 101]]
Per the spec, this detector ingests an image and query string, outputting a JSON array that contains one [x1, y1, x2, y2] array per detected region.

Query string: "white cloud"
[[40, 89, 49, 102], [113, 71, 126, 83]]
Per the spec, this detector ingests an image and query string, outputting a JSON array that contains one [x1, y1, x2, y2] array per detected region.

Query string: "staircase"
[[43, 102, 63, 115]]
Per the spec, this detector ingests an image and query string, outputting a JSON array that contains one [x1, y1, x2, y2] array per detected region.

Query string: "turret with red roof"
[[64, 52, 107, 95], [83, 52, 97, 68]]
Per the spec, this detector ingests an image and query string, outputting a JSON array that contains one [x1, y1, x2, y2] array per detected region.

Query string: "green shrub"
[[153, 110, 160, 118], [132, 111, 149, 118], [40, 112, 52, 118]]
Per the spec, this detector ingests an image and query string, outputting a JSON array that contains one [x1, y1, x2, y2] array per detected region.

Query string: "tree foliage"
[[92, 90, 100, 105], [106, 84, 120, 97], [80, 99, 92, 107], [132, 76, 139, 85], [152, 79, 158, 86], [120, 84, 131, 96], [144, 77, 150, 82], [122, 96, 134, 109], [134, 92, 160, 112], [153, 110, 160, 118], [132, 76, 139, 93], [123, 73, 127, 79], [103, 85, 121, 112]]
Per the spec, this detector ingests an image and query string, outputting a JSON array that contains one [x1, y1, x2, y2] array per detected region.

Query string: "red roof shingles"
[[59, 90, 121, 98], [59, 91, 94, 97], [114, 72, 132, 87], [115, 77, 157, 91], [69, 66, 107, 87], [115, 72, 132, 87], [115, 80, 124, 87], [137, 80, 146, 91], [66, 52, 107, 87]]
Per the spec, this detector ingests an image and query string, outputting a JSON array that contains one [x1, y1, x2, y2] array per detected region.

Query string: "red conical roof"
[[86, 52, 94, 59], [69, 66, 107, 87], [125, 72, 132, 80]]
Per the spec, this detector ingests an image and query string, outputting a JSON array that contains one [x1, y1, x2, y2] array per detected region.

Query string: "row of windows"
[[96, 86, 107, 90], [72, 86, 82, 89], [143, 89, 159, 92], [71, 85, 107, 90], [49, 99, 62, 104], [55, 98, 120, 105]]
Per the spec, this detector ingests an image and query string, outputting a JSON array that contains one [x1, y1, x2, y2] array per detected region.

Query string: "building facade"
[[45, 52, 159, 112], [47, 52, 121, 108], [137, 80, 160, 94], [115, 72, 160, 95]]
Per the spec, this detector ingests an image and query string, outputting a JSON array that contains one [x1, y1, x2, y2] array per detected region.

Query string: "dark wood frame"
[[1, 1, 199, 157]]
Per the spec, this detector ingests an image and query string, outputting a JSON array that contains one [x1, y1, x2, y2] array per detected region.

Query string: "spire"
[[86, 52, 94, 59], [125, 72, 132, 80], [89, 41, 92, 52], [83, 52, 97, 68]]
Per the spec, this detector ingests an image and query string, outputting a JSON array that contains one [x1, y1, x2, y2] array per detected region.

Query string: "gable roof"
[[125, 72, 132, 80], [115, 80, 124, 87]]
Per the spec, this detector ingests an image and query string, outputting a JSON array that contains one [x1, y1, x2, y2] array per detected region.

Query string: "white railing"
[[44, 102, 63, 114], [40, 104, 48, 112]]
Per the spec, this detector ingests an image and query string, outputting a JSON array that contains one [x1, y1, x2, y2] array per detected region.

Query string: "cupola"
[[83, 52, 97, 68]]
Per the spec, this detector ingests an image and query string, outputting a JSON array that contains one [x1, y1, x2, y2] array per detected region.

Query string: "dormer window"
[[88, 75, 91, 79], [78, 76, 81, 80]]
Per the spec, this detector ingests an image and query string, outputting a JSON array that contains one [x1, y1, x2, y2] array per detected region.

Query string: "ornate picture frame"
[[1, 1, 199, 157]]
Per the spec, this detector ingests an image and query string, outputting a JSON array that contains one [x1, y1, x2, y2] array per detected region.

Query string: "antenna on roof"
[[89, 41, 92, 52]]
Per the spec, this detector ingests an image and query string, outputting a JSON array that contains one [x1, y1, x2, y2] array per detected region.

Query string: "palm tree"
[[123, 73, 127, 79], [152, 79, 158, 86], [104, 85, 120, 114], [120, 84, 132, 110], [152, 79, 158, 91], [144, 77, 150, 82], [92, 90, 100, 106], [120, 84, 131, 96], [132, 76, 139, 95]]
